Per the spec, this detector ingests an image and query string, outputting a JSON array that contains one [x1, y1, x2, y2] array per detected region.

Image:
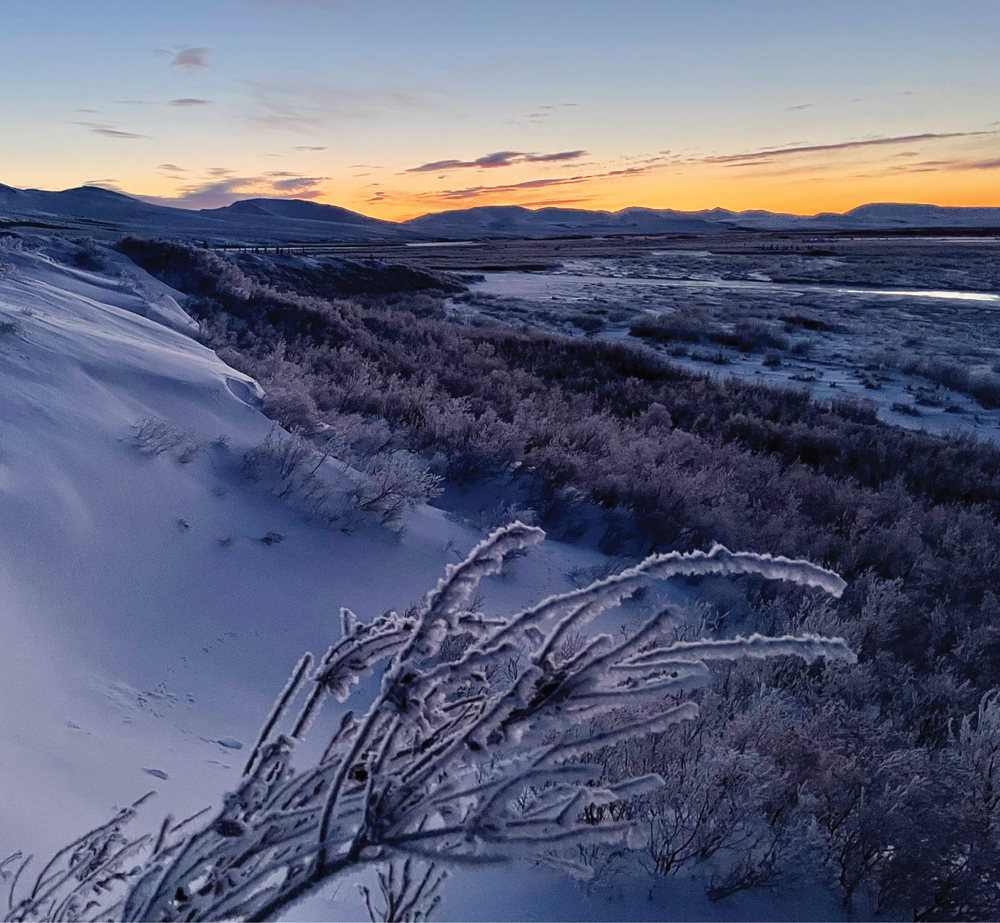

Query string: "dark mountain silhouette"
[[2, 183, 999, 242]]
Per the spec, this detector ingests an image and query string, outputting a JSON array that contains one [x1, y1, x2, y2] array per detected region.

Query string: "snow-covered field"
[[456, 239, 1000, 442], [0, 239, 851, 920]]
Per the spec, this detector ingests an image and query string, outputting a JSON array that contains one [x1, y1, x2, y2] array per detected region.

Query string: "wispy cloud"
[[964, 158, 1000, 171], [137, 168, 328, 208], [157, 163, 186, 172], [169, 47, 211, 69], [295, 145, 327, 151], [508, 102, 577, 126], [423, 165, 648, 201], [79, 121, 150, 140], [699, 131, 994, 165], [785, 103, 815, 112], [407, 150, 587, 173], [265, 173, 329, 191], [169, 98, 211, 107]]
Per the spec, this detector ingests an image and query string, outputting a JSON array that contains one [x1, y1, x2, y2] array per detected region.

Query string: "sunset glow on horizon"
[[2, 0, 998, 221]]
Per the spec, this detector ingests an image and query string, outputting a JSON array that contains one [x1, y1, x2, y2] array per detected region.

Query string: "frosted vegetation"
[[107, 237, 1000, 919], [7, 233, 1000, 919], [3, 524, 853, 922], [455, 238, 1000, 440]]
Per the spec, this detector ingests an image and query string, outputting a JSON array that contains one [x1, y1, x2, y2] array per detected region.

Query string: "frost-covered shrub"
[[72, 238, 108, 272], [241, 425, 330, 517], [133, 418, 200, 459], [456, 501, 538, 534], [628, 310, 711, 344], [0, 316, 23, 337], [0, 238, 20, 280], [241, 426, 438, 531], [969, 370, 1000, 409], [318, 413, 394, 466], [348, 452, 442, 529], [3, 525, 853, 923]]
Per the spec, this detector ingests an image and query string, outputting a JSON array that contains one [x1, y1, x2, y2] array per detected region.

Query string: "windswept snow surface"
[[0, 241, 842, 921]]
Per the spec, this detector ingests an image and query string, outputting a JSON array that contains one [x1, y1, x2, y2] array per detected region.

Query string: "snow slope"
[[0, 239, 614, 919], [0, 239, 844, 921]]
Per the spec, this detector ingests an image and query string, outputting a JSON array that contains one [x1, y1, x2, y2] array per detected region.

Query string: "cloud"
[[157, 163, 186, 172], [524, 102, 578, 122], [79, 122, 150, 140], [964, 158, 1000, 171], [169, 98, 211, 107], [407, 149, 587, 173], [785, 103, 815, 111], [269, 176, 329, 191], [699, 131, 994, 165], [295, 145, 327, 151], [136, 169, 328, 209], [425, 165, 647, 201], [169, 47, 211, 69]]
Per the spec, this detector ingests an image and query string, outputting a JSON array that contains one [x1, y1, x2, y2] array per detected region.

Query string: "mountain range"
[[2, 182, 999, 244]]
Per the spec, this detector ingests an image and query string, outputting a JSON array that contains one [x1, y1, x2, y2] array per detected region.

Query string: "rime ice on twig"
[[6, 524, 854, 922]]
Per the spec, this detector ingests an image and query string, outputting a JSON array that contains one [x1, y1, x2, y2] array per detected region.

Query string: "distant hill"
[[2, 182, 1000, 243], [406, 202, 1000, 237], [403, 205, 722, 238], [0, 185, 411, 243], [203, 197, 398, 229]]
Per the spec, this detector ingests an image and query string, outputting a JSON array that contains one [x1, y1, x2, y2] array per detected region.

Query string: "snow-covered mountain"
[[3, 182, 1000, 244], [405, 202, 1000, 237], [402, 204, 722, 237], [0, 184, 410, 243]]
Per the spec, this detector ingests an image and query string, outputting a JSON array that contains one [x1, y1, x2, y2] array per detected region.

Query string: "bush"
[[4, 525, 852, 922]]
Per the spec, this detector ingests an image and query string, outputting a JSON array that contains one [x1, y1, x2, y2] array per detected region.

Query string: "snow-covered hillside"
[[0, 239, 643, 920], [0, 239, 848, 921]]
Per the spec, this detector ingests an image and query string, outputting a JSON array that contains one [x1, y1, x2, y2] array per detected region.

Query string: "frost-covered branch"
[[5, 525, 853, 922]]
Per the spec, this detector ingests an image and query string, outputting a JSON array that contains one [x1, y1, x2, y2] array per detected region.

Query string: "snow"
[[459, 249, 1000, 444], [0, 237, 855, 921], [1, 237, 706, 921]]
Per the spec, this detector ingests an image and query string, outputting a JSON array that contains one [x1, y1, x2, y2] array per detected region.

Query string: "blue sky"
[[1, 0, 998, 217]]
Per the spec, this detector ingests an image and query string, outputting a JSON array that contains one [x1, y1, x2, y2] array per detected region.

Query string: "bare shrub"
[[347, 453, 443, 529], [629, 310, 711, 344], [240, 425, 436, 530], [358, 859, 448, 923], [969, 370, 1000, 409], [0, 316, 23, 337], [3, 525, 852, 922], [920, 357, 971, 393], [0, 236, 22, 280], [72, 238, 108, 272], [457, 501, 538, 534], [240, 426, 329, 523], [133, 419, 200, 459]]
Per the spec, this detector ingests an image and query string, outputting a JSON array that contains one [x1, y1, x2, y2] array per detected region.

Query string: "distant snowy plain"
[[457, 240, 1000, 443]]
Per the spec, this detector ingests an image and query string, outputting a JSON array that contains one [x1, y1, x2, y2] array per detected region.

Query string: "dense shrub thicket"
[[119, 238, 1000, 919]]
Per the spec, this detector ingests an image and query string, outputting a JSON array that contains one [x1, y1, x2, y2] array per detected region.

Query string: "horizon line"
[[5, 181, 1000, 224]]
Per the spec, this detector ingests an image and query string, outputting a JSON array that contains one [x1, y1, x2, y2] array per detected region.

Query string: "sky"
[[1, 0, 999, 220]]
